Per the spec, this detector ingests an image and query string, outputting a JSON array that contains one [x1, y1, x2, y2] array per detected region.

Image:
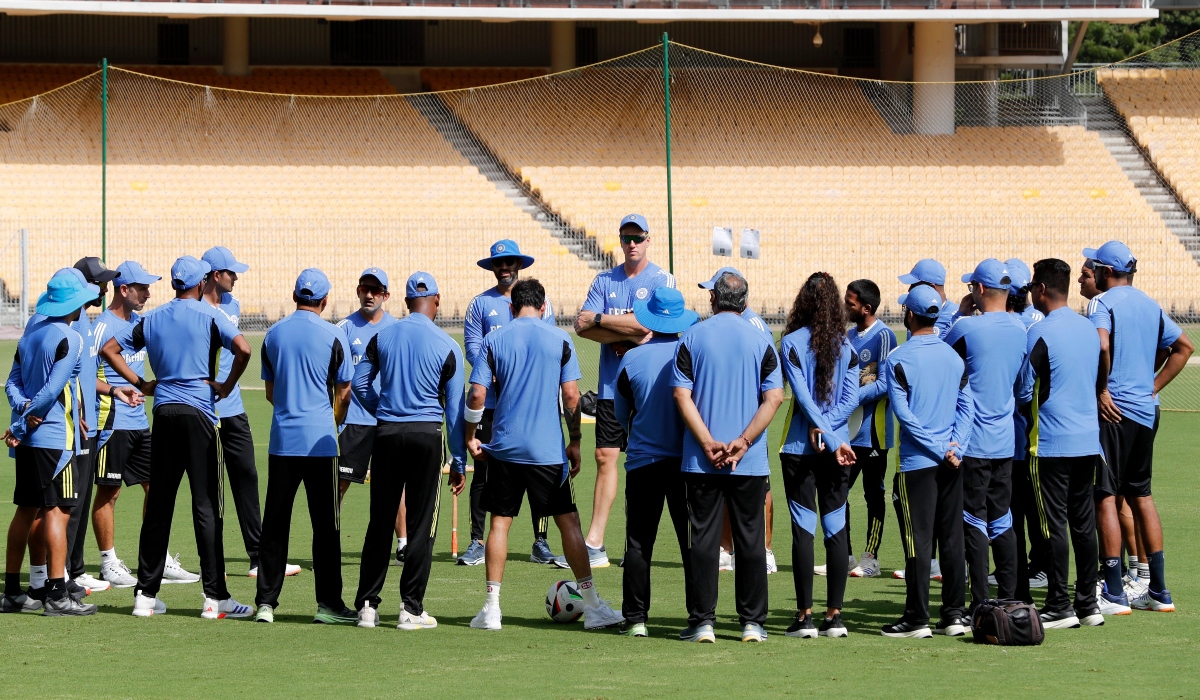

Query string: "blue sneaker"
[[1097, 582, 1132, 615], [457, 540, 485, 566], [679, 623, 716, 643], [530, 538, 558, 564], [1132, 587, 1175, 612], [587, 544, 610, 569]]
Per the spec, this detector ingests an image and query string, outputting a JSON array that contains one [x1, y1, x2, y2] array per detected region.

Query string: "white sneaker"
[[163, 553, 201, 584], [850, 553, 881, 578], [815, 555, 856, 577], [75, 573, 110, 592], [248, 563, 303, 578], [201, 596, 252, 619], [101, 559, 138, 588], [1123, 572, 1148, 600], [1096, 582, 1133, 616], [397, 606, 438, 630], [358, 603, 378, 629], [131, 592, 166, 617], [893, 559, 940, 580], [583, 599, 624, 630], [765, 549, 778, 575], [470, 602, 502, 630], [719, 548, 734, 572]]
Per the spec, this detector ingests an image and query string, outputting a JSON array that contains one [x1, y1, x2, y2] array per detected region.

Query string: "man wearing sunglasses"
[[574, 214, 676, 568]]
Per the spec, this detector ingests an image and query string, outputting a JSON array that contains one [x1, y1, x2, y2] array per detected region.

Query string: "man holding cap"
[[881, 285, 973, 639], [1085, 240, 1193, 612], [613, 287, 699, 637], [462, 240, 558, 567], [253, 269, 356, 625], [898, 259, 957, 339], [101, 255, 254, 619], [2, 270, 97, 615], [352, 272, 466, 630], [575, 214, 676, 567]]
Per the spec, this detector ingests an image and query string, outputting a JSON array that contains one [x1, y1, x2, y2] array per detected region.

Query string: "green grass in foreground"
[[0, 391, 1198, 699]]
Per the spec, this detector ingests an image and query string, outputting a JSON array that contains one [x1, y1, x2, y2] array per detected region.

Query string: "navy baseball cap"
[[406, 271, 439, 298], [898, 286, 943, 319], [359, 267, 389, 290], [619, 213, 649, 234], [1004, 258, 1032, 295], [202, 246, 249, 274], [698, 266, 743, 290], [477, 239, 534, 271], [171, 256, 211, 291], [1082, 240, 1137, 274], [114, 261, 160, 287], [294, 268, 331, 301], [634, 287, 699, 334], [898, 259, 946, 286], [74, 257, 119, 285], [961, 258, 1011, 289]]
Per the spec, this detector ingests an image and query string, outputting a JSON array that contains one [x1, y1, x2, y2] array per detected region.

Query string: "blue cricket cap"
[[898, 286, 943, 319], [171, 256, 211, 291], [698, 266, 743, 290], [202, 246, 249, 274], [406, 271, 439, 298], [477, 239, 534, 271], [113, 261, 161, 287], [1082, 240, 1137, 274], [36, 268, 101, 318], [294, 268, 331, 301], [1004, 258, 1032, 295], [899, 259, 946, 286], [634, 287, 699, 335], [359, 267, 389, 290], [619, 213, 650, 234], [961, 258, 1011, 289]]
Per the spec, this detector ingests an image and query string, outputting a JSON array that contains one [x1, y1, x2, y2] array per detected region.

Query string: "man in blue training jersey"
[[463, 240, 558, 567], [1085, 240, 1193, 613], [575, 214, 676, 567], [336, 268, 405, 565], [467, 279, 622, 631], [898, 259, 957, 339], [881, 285, 973, 639], [943, 259, 1028, 612], [101, 255, 254, 620], [672, 271, 784, 644], [253, 269, 356, 625], [1017, 258, 1105, 628], [844, 278, 896, 579], [1, 270, 97, 615], [613, 287, 699, 638], [353, 272, 466, 631]]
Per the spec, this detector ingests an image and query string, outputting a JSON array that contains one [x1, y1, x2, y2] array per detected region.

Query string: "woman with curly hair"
[[778, 272, 860, 639]]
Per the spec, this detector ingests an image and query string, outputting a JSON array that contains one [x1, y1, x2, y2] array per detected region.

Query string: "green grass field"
[[0, 336, 1199, 698]]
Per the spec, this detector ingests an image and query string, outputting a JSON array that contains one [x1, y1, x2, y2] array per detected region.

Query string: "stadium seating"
[[0, 64, 96, 104], [421, 68, 548, 92]]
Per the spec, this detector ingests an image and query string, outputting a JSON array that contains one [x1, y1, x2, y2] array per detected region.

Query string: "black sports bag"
[[971, 599, 1044, 646]]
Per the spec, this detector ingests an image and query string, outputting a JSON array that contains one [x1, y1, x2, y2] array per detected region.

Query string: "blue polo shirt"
[[116, 297, 242, 425], [1088, 286, 1182, 429], [6, 317, 83, 469], [582, 262, 676, 399], [1017, 307, 1102, 458], [884, 334, 974, 471], [779, 328, 860, 455], [261, 310, 352, 457], [208, 293, 246, 419], [943, 311, 1029, 459], [337, 310, 398, 426], [94, 310, 149, 436], [671, 312, 783, 476], [469, 316, 582, 472], [613, 336, 684, 470], [464, 287, 556, 409], [848, 320, 897, 449]]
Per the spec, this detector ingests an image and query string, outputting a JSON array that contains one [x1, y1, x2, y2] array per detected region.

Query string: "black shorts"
[[95, 429, 152, 487], [338, 424, 376, 483], [483, 456, 577, 518], [13, 445, 79, 509], [1097, 410, 1159, 498], [594, 399, 627, 451]]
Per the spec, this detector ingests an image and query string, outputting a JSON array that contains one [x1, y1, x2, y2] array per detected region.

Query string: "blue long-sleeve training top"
[[6, 316, 83, 469], [779, 327, 860, 456], [884, 334, 974, 471]]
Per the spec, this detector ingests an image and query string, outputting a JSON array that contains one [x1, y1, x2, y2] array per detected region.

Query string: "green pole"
[[101, 58, 108, 266], [662, 33, 673, 275]]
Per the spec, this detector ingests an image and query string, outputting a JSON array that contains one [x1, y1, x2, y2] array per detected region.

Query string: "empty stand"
[[421, 68, 548, 93]]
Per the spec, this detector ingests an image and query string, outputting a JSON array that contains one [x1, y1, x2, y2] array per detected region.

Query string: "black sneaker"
[[26, 586, 46, 603], [0, 591, 41, 613], [785, 613, 817, 638], [934, 616, 970, 636], [1038, 608, 1080, 629], [1077, 608, 1105, 627], [881, 618, 933, 638], [391, 546, 406, 567], [66, 579, 88, 601], [818, 612, 848, 638], [42, 594, 97, 616]]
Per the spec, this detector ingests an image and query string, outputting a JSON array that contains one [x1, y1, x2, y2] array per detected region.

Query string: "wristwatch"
[[594, 313, 603, 328]]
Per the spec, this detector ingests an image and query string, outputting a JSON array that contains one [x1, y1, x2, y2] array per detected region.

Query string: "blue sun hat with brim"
[[477, 239, 535, 271], [36, 268, 101, 318], [634, 287, 699, 334]]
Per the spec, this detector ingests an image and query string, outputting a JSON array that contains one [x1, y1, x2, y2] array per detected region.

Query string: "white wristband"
[[465, 406, 484, 424]]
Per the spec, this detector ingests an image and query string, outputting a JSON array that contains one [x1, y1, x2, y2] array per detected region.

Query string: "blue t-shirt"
[[469, 316, 582, 471], [671, 312, 783, 477], [779, 328, 860, 456], [613, 336, 685, 470], [337, 310, 398, 426], [71, 313, 99, 438], [6, 317, 83, 464], [261, 310, 352, 457], [582, 262, 676, 399], [93, 310, 149, 436], [1017, 307, 1102, 458], [464, 287, 555, 409], [884, 334, 974, 471], [848, 320, 897, 449], [943, 311, 1029, 459], [741, 308, 774, 346], [116, 298, 242, 425], [208, 293, 246, 418], [1088, 286, 1182, 429]]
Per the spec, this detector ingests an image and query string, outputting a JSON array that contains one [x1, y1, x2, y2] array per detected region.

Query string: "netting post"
[[662, 33, 674, 275], [19, 228, 28, 329], [101, 58, 108, 310]]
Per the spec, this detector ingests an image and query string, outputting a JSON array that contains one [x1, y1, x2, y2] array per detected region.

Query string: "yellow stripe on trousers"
[[1028, 377, 1051, 540], [899, 471, 916, 559]]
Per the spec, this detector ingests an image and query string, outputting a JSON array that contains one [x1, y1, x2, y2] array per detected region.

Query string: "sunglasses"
[[620, 234, 648, 245]]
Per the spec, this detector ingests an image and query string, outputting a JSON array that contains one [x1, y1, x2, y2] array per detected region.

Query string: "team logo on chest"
[[635, 288, 648, 300], [859, 349, 872, 363]]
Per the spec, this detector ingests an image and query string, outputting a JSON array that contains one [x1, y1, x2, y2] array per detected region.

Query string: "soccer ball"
[[545, 580, 584, 623]]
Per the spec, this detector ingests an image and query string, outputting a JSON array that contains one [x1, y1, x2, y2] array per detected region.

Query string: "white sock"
[[100, 548, 117, 564], [30, 565, 47, 589], [486, 581, 501, 606], [397, 538, 407, 551], [577, 576, 600, 607]]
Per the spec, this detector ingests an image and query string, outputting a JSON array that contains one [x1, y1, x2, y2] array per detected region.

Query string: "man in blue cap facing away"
[[1084, 240, 1193, 613], [898, 259, 958, 339], [462, 240, 558, 567], [102, 255, 254, 620], [253, 268, 356, 625]]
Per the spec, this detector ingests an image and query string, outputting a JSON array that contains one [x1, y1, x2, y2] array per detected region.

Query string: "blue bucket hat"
[[898, 286, 943, 319], [113, 261, 161, 287], [961, 258, 1011, 289], [899, 259, 946, 287], [477, 240, 534, 271], [359, 267, 389, 290], [633, 287, 699, 334], [1004, 258, 1032, 295], [406, 271, 439, 298], [295, 268, 331, 301], [202, 246, 249, 274], [171, 256, 211, 291], [698, 266, 743, 290], [36, 268, 101, 318], [1082, 240, 1137, 274]]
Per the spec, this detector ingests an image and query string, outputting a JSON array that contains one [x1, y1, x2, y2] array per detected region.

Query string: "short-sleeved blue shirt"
[[741, 308, 775, 346], [582, 262, 676, 399], [614, 336, 685, 470], [94, 310, 149, 433], [337, 310, 398, 426], [464, 287, 555, 409], [943, 311, 1029, 459], [71, 313, 100, 438], [208, 293, 246, 419], [1018, 307, 1102, 458]]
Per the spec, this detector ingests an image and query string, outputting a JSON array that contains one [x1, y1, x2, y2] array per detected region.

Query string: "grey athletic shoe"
[[587, 544, 610, 568], [0, 592, 42, 613], [679, 623, 716, 643], [42, 595, 97, 616], [457, 540, 485, 566], [530, 538, 558, 564]]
